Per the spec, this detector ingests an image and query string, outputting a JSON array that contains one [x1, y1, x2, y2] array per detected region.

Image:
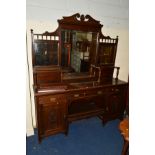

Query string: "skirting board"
[[26, 128, 34, 137]]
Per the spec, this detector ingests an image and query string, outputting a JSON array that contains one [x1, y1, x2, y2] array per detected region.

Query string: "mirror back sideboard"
[[31, 13, 128, 143]]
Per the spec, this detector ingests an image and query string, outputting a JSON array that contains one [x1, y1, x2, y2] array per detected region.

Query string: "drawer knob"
[[50, 98, 56, 102], [97, 91, 103, 95], [111, 88, 119, 92], [64, 114, 66, 119], [74, 94, 79, 97], [106, 107, 109, 111]]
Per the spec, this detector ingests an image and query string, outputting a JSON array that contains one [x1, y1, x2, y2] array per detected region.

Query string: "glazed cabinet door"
[[38, 95, 67, 141]]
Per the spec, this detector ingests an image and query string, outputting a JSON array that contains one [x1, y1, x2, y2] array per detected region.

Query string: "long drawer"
[[67, 85, 126, 100]]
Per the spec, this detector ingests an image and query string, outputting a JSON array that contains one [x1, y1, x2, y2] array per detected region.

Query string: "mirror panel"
[[61, 30, 98, 72], [98, 44, 115, 65], [33, 40, 59, 66]]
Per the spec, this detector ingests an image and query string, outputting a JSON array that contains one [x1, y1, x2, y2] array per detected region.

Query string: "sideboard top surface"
[[35, 79, 127, 96]]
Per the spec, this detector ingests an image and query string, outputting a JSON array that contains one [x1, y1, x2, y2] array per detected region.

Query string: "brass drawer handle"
[[97, 91, 103, 95], [74, 94, 79, 97], [50, 98, 57, 102], [115, 89, 119, 92], [106, 107, 109, 111], [111, 88, 119, 92], [64, 114, 67, 120]]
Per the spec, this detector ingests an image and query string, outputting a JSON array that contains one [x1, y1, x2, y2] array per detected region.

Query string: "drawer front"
[[69, 91, 85, 99], [36, 71, 61, 84], [84, 87, 122, 96], [85, 89, 106, 96], [68, 85, 126, 100], [108, 88, 121, 94], [68, 90, 101, 100], [38, 94, 66, 106], [106, 85, 125, 94]]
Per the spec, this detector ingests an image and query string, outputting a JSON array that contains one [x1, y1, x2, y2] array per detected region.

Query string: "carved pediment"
[[58, 13, 100, 24], [58, 13, 103, 30]]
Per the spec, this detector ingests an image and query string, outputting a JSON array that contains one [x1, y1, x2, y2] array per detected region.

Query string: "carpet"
[[26, 117, 125, 155]]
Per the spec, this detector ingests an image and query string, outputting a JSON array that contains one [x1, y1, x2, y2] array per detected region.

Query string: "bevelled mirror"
[[31, 30, 60, 67], [33, 40, 59, 66], [61, 30, 98, 72], [57, 13, 103, 74]]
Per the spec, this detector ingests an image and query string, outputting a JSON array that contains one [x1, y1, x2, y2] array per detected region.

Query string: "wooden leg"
[[121, 140, 129, 155], [102, 118, 108, 126], [119, 115, 124, 121], [65, 130, 68, 136], [38, 136, 42, 144], [97, 115, 108, 126], [65, 121, 69, 136], [65, 127, 68, 136]]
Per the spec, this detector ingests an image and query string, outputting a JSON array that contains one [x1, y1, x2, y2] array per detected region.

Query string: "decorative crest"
[[58, 13, 102, 27]]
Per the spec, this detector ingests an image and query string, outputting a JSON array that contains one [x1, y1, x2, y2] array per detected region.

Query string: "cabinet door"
[[105, 87, 126, 116], [39, 95, 67, 137]]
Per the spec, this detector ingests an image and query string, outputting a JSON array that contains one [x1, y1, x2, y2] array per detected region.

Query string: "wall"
[[26, 59, 34, 136], [26, 0, 129, 135]]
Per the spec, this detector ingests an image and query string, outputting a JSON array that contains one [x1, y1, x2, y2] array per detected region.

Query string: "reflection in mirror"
[[98, 44, 114, 65], [34, 40, 59, 66], [61, 30, 98, 73]]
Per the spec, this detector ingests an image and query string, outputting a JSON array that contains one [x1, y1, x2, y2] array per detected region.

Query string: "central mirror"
[[61, 30, 98, 73]]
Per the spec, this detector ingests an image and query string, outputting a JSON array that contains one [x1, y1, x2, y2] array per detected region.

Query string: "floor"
[[26, 117, 126, 155]]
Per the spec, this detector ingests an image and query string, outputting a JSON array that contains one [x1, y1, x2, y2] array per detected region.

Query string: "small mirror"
[[61, 30, 98, 73], [33, 40, 59, 66]]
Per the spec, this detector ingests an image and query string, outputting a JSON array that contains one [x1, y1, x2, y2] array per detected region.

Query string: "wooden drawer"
[[106, 86, 124, 93], [109, 87, 120, 93], [38, 95, 66, 106], [68, 86, 125, 101], [85, 86, 125, 96], [68, 89, 106, 101], [85, 89, 106, 96], [69, 89, 105, 99], [69, 92, 85, 99], [84, 86, 125, 97], [36, 71, 61, 84]]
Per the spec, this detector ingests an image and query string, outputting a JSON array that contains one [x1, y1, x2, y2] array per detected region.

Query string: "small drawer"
[[38, 95, 65, 105], [86, 88, 106, 96], [108, 87, 121, 93], [96, 90, 104, 95], [112, 88, 120, 92], [84, 89, 105, 96], [70, 92, 84, 98]]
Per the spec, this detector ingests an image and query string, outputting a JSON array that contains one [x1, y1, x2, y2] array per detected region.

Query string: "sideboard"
[[31, 13, 128, 142]]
